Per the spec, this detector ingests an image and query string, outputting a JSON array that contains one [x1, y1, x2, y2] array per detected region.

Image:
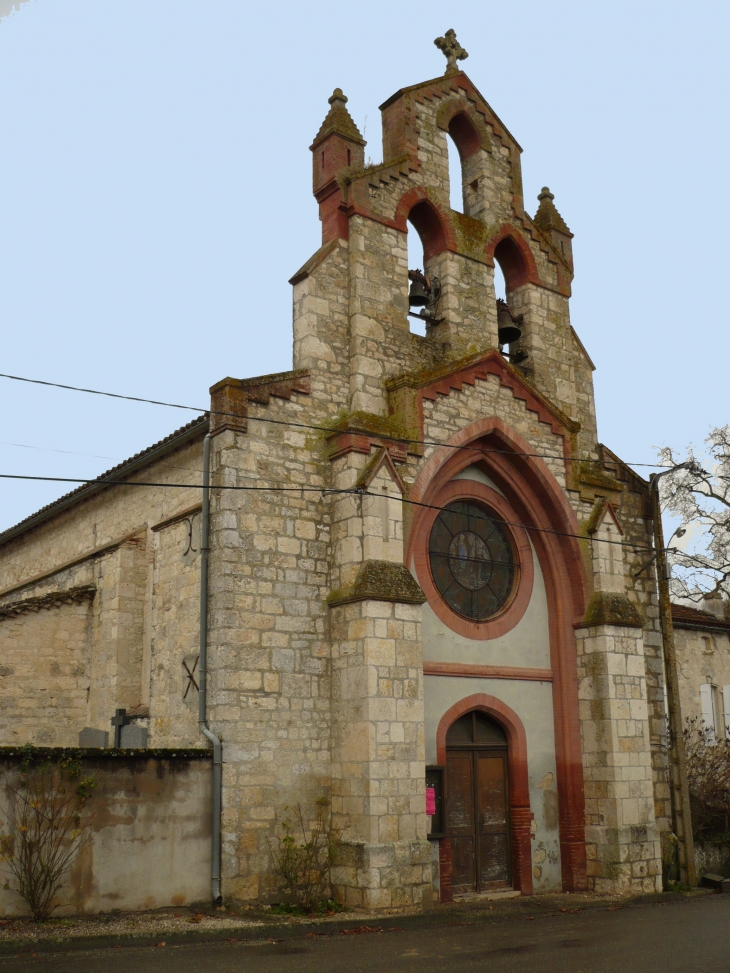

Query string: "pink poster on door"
[[425, 787, 436, 816]]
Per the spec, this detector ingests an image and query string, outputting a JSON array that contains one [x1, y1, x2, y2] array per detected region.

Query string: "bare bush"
[[0, 748, 97, 920], [683, 718, 730, 836], [268, 797, 336, 912]]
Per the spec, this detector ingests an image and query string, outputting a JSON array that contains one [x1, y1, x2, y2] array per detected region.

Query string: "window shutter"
[[700, 684, 716, 743], [723, 686, 730, 741]]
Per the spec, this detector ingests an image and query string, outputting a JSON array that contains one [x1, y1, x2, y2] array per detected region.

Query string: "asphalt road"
[[2, 895, 728, 973]]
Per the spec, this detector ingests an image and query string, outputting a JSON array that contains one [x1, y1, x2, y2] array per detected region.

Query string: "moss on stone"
[[0, 746, 212, 761], [582, 591, 644, 629], [327, 411, 411, 442], [327, 560, 426, 607]]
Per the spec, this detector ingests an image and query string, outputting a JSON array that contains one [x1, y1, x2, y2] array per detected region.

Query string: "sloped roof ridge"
[[671, 602, 730, 631], [378, 71, 522, 153], [0, 414, 209, 547]]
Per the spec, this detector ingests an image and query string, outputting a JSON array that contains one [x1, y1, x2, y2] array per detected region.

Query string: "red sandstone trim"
[[424, 662, 552, 682], [326, 431, 408, 463], [484, 226, 540, 288], [413, 479, 534, 640], [391, 348, 577, 443], [438, 837, 453, 904], [436, 694, 533, 895], [409, 417, 589, 892], [394, 188, 459, 259]]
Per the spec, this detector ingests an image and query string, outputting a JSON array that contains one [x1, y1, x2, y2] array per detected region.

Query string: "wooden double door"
[[446, 747, 511, 892]]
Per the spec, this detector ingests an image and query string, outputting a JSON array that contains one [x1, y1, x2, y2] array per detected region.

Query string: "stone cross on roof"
[[434, 29, 468, 75]]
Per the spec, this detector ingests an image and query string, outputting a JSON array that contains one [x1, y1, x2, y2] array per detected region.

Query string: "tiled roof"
[[671, 603, 730, 631], [0, 415, 209, 547]]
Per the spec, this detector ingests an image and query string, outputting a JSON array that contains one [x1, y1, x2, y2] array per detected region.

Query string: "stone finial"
[[533, 186, 572, 236], [311, 87, 366, 148], [434, 29, 468, 75]]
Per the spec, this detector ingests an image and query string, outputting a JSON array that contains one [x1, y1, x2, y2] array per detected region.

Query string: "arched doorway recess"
[[409, 417, 590, 892], [445, 710, 511, 892]]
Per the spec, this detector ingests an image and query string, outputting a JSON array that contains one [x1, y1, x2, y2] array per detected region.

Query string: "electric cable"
[[0, 473, 655, 551], [0, 372, 671, 470]]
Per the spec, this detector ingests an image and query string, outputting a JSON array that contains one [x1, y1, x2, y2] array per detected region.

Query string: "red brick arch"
[[436, 693, 533, 895], [394, 187, 458, 260], [409, 416, 589, 892], [485, 226, 540, 290]]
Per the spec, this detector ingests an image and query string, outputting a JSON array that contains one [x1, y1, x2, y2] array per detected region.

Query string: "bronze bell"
[[497, 299, 522, 344], [408, 271, 430, 307]]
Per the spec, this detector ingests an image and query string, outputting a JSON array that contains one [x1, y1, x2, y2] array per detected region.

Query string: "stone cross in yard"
[[110, 708, 130, 748], [434, 29, 468, 75]]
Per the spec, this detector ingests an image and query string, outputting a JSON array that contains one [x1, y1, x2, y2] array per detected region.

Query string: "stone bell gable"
[[291, 68, 596, 457], [0, 34, 674, 915]]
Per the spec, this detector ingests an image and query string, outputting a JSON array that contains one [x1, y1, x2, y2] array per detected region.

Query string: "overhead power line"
[[0, 372, 670, 470], [0, 473, 654, 551]]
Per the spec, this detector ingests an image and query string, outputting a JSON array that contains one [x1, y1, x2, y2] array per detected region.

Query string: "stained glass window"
[[429, 500, 516, 621]]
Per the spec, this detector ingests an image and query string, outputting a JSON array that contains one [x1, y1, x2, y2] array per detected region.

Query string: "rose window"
[[428, 500, 517, 621]]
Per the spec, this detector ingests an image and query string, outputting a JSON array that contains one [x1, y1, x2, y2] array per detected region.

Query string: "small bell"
[[497, 299, 522, 344], [408, 270, 430, 307]]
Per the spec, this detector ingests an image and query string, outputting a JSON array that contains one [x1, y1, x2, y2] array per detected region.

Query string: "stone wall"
[[0, 750, 212, 916], [674, 624, 730, 732], [0, 428, 207, 748], [0, 591, 93, 746]]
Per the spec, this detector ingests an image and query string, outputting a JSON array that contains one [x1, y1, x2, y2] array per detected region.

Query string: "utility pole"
[[650, 468, 696, 886]]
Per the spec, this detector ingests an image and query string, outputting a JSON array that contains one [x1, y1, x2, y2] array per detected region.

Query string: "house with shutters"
[[0, 33, 686, 910], [672, 601, 730, 742]]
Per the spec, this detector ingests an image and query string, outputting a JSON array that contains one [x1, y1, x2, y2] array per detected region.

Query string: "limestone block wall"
[[329, 599, 431, 910], [148, 512, 205, 746], [206, 416, 333, 903], [292, 239, 351, 408], [508, 281, 597, 451], [0, 430, 207, 748], [0, 594, 93, 746], [576, 624, 662, 893]]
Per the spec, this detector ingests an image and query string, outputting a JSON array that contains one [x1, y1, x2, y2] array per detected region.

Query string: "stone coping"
[[0, 746, 212, 761]]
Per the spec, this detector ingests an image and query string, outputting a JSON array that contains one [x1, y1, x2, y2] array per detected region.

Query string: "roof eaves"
[[0, 415, 209, 548]]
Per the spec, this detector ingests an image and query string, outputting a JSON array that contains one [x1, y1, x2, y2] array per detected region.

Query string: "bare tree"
[[658, 425, 730, 604], [683, 718, 730, 836]]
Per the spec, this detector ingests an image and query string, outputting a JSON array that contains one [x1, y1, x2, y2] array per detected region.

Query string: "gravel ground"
[[0, 904, 385, 947]]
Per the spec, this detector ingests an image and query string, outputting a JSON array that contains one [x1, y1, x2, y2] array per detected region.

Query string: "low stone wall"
[[695, 838, 730, 880], [0, 748, 212, 916]]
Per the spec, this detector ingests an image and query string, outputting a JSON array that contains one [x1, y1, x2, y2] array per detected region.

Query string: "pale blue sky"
[[0, 0, 728, 532]]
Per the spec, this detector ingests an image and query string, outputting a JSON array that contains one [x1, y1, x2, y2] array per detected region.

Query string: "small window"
[[700, 682, 723, 742]]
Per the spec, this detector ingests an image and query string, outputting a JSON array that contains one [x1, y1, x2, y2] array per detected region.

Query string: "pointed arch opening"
[[494, 236, 531, 293], [402, 197, 449, 337], [446, 132, 462, 213], [409, 416, 589, 893], [436, 693, 533, 895]]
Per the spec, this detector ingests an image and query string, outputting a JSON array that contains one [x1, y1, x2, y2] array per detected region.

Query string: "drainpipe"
[[199, 431, 223, 904], [650, 467, 696, 886]]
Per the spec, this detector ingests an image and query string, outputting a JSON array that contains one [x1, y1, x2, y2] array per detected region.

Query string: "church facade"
[[0, 41, 673, 908]]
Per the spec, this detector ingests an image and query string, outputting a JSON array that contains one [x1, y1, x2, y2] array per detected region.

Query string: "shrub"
[[268, 797, 336, 912], [683, 718, 730, 836], [0, 747, 97, 920]]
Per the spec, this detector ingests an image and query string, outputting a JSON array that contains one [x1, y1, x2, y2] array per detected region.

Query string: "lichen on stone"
[[327, 560, 426, 607], [582, 591, 644, 629]]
